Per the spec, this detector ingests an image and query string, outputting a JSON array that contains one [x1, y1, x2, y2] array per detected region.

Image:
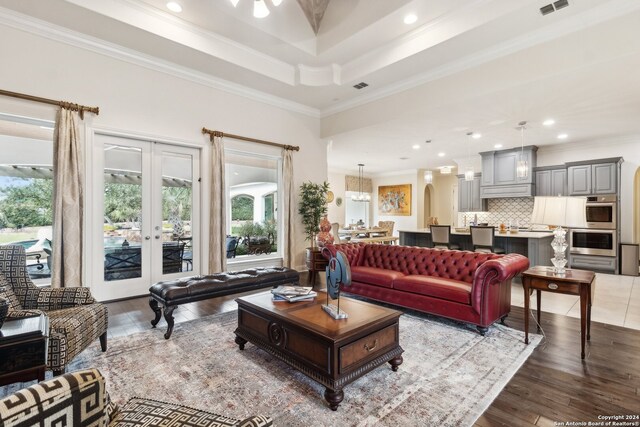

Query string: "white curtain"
[[51, 108, 84, 288], [282, 149, 294, 268], [209, 134, 227, 273]]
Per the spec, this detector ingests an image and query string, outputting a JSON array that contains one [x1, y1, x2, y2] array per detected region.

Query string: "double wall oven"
[[569, 194, 617, 257]]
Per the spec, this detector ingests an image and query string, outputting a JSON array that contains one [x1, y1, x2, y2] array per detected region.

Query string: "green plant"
[[297, 181, 330, 249]]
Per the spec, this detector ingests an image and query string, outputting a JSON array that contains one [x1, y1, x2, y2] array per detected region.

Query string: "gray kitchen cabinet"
[[458, 174, 487, 212], [592, 163, 616, 194], [567, 164, 592, 195], [535, 166, 567, 196], [568, 161, 617, 195], [479, 146, 537, 198], [569, 254, 616, 272]]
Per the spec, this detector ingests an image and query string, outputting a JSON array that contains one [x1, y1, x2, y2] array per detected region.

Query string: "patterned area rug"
[[3, 309, 541, 426]]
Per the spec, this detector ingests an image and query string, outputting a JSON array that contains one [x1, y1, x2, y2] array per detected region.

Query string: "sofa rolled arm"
[[474, 253, 530, 284], [35, 286, 97, 310]]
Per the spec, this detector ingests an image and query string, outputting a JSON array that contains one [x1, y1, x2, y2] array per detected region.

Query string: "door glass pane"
[[161, 152, 192, 273], [103, 145, 143, 281], [0, 114, 54, 284], [226, 153, 278, 259]]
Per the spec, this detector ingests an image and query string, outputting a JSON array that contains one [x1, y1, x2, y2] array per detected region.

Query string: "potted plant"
[[298, 181, 330, 249], [298, 181, 330, 285]]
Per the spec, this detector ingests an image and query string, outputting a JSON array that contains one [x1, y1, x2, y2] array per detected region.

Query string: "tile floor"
[[511, 273, 640, 330]]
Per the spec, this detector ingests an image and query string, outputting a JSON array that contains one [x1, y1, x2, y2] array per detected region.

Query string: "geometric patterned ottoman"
[[113, 398, 272, 427], [0, 369, 272, 427]]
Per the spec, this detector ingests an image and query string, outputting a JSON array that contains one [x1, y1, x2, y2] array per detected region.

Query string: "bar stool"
[[470, 226, 505, 254], [430, 225, 460, 250]]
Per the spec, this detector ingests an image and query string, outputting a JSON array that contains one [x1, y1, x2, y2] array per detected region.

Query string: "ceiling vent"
[[554, 0, 569, 10], [540, 4, 555, 15], [540, 0, 569, 15], [353, 82, 369, 89]]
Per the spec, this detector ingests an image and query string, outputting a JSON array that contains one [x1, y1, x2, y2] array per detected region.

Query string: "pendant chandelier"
[[351, 163, 371, 202], [464, 132, 474, 181], [424, 170, 433, 184], [516, 121, 529, 178], [230, 0, 283, 18]]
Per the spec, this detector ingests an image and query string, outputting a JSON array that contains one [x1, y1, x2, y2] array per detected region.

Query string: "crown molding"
[[320, 0, 640, 118], [0, 6, 321, 118]]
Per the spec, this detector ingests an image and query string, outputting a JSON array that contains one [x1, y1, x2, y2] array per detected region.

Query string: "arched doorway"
[[423, 184, 434, 227]]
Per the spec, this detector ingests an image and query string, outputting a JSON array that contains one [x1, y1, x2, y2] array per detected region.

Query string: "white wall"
[[431, 173, 458, 227], [0, 24, 326, 275], [537, 138, 640, 242], [327, 170, 346, 227], [372, 171, 419, 235]]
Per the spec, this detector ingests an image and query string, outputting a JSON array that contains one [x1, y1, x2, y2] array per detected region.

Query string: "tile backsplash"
[[457, 198, 535, 228]]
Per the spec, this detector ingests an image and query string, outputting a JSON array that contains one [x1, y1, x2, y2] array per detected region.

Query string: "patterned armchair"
[[0, 245, 108, 375], [0, 369, 273, 427]]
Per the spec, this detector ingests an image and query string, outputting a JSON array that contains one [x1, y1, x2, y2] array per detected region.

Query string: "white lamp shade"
[[531, 196, 587, 228]]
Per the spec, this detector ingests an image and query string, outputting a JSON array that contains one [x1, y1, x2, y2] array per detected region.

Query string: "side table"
[[0, 314, 49, 386], [305, 247, 328, 288], [521, 266, 595, 359]]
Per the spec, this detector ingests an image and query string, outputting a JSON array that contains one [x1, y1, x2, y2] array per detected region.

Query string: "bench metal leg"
[[163, 305, 176, 339], [150, 298, 162, 327]]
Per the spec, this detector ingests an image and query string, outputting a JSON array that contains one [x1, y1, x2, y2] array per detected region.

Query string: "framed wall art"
[[378, 184, 411, 216]]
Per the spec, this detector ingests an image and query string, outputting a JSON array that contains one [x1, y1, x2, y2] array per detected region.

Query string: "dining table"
[[338, 227, 389, 238]]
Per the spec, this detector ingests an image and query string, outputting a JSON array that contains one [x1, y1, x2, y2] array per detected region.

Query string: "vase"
[[316, 216, 334, 247], [0, 296, 9, 329]]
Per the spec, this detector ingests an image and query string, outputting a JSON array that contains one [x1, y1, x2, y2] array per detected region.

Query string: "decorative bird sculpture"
[[322, 248, 351, 319]]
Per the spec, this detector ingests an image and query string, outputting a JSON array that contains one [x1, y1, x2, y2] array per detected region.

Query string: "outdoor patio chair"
[[0, 245, 108, 375]]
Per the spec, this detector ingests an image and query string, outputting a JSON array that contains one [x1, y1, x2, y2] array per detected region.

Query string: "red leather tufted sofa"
[[324, 243, 530, 334]]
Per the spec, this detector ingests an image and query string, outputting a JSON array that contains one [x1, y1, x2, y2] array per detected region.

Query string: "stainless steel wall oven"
[[569, 228, 617, 257]]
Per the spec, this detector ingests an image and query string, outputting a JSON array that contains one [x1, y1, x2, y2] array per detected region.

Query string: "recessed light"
[[166, 2, 182, 12], [557, 133, 568, 140], [543, 119, 555, 126], [412, 144, 420, 150], [494, 144, 503, 149], [404, 14, 417, 25], [472, 133, 482, 139], [438, 152, 445, 157]]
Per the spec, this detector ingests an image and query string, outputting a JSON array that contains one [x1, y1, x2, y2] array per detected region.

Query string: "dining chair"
[[331, 223, 342, 244], [430, 225, 460, 250], [470, 226, 505, 254], [378, 221, 395, 237]]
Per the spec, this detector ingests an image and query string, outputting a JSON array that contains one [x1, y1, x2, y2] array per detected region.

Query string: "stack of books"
[[271, 285, 317, 302]]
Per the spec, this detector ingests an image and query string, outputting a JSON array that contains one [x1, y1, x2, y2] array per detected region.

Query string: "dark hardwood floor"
[[104, 288, 640, 426]]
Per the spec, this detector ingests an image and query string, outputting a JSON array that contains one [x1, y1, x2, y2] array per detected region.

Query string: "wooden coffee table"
[[234, 291, 404, 410]]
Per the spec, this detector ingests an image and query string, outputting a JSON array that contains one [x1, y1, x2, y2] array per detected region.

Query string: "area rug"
[[2, 310, 541, 426]]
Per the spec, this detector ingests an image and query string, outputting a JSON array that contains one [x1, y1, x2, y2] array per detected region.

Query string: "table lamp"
[[530, 196, 587, 274]]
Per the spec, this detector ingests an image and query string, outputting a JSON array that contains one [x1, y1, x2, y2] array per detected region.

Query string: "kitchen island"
[[399, 228, 554, 267]]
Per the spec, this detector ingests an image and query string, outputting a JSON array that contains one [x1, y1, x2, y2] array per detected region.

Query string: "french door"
[[92, 133, 200, 301]]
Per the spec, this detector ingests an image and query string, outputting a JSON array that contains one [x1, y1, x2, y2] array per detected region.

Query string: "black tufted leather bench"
[[149, 267, 299, 338]]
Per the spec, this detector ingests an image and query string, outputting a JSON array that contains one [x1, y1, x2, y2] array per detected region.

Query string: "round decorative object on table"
[[336, 197, 342, 207], [326, 190, 335, 204], [0, 296, 9, 329], [316, 216, 334, 247]]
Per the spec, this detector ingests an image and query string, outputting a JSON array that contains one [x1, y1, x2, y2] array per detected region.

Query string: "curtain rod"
[[201, 127, 299, 151], [0, 89, 100, 119]]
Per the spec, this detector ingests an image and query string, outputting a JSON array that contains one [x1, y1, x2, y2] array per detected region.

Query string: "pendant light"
[[351, 164, 371, 202], [424, 170, 433, 184], [253, 0, 270, 18], [516, 121, 529, 178], [464, 132, 474, 181]]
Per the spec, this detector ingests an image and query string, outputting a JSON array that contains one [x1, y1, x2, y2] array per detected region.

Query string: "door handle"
[[144, 236, 151, 240], [155, 235, 161, 239]]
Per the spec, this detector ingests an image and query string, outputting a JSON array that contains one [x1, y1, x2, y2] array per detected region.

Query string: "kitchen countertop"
[[399, 228, 554, 239]]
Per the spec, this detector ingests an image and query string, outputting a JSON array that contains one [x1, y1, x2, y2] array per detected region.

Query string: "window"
[[0, 113, 54, 283], [226, 152, 280, 260]]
